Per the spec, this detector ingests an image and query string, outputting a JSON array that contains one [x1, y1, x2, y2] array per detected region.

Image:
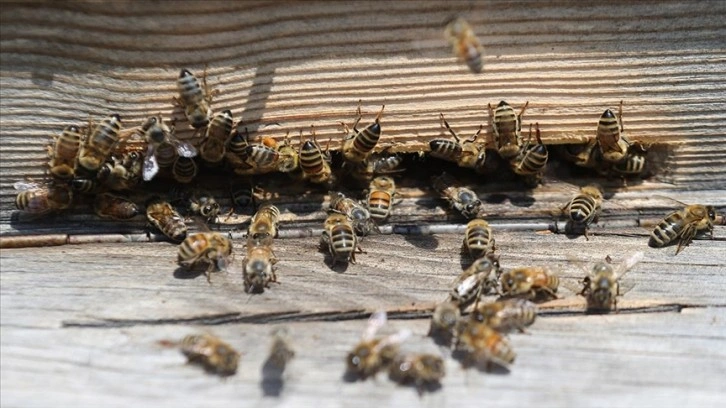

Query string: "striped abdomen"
[[49, 125, 82, 179], [649, 211, 684, 247], [367, 190, 392, 221], [200, 110, 233, 163], [79, 114, 122, 171], [172, 156, 197, 183], [613, 152, 645, 175], [511, 144, 548, 175], [568, 194, 599, 225], [464, 218, 494, 259], [177, 69, 211, 128], [429, 139, 462, 162], [300, 140, 331, 182], [147, 201, 187, 242], [596, 109, 628, 162], [492, 102, 519, 159], [245, 144, 279, 168], [328, 224, 357, 263], [344, 122, 381, 162]]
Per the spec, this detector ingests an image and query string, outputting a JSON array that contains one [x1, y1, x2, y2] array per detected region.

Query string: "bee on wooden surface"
[[346, 311, 411, 380], [78, 114, 122, 172], [321, 213, 364, 266], [171, 156, 198, 184], [573, 252, 643, 313], [199, 110, 233, 163], [562, 184, 604, 240], [299, 127, 334, 185], [341, 102, 385, 164], [561, 139, 600, 169], [463, 218, 495, 260], [48, 125, 83, 180], [450, 256, 498, 310], [14, 181, 73, 216], [93, 192, 140, 220], [141, 115, 197, 182], [389, 353, 445, 394], [444, 17, 484, 73], [649, 201, 717, 255], [229, 182, 255, 211], [275, 133, 300, 173], [367, 176, 396, 223], [349, 152, 405, 183], [173, 189, 221, 224], [428, 301, 461, 347], [70, 178, 102, 195], [177, 232, 233, 283], [509, 123, 548, 182], [264, 327, 295, 373], [178, 333, 240, 377], [329, 192, 376, 236], [248, 203, 280, 247], [97, 151, 143, 191], [488, 100, 528, 160], [499, 266, 559, 301], [470, 298, 538, 333], [243, 244, 278, 294], [432, 172, 483, 219], [175, 68, 214, 129], [612, 144, 647, 177], [454, 319, 515, 369], [429, 113, 486, 170], [146, 198, 188, 243], [596, 101, 631, 163], [244, 143, 280, 172]]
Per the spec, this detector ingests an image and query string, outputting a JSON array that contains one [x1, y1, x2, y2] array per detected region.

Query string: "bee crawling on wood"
[[366, 176, 397, 223], [177, 232, 233, 283], [93, 192, 141, 220], [488, 100, 528, 160], [444, 17, 484, 73], [321, 213, 365, 266], [174, 68, 215, 129], [140, 115, 198, 182], [596, 100, 632, 163], [242, 243, 278, 294], [146, 197, 188, 243], [429, 113, 486, 170], [509, 122, 548, 186], [14, 180, 73, 216], [449, 256, 499, 311], [428, 301, 461, 347], [329, 191, 377, 236], [47, 125, 83, 180], [561, 184, 604, 240], [389, 353, 445, 395], [454, 318, 515, 371], [566, 252, 643, 313], [341, 101, 385, 164], [263, 327, 295, 377], [499, 266, 559, 302], [470, 298, 538, 333], [432, 172, 483, 219], [649, 199, 718, 255], [345, 311, 411, 380], [160, 333, 240, 377], [78, 114, 123, 172], [299, 126, 335, 186], [463, 218, 495, 260]]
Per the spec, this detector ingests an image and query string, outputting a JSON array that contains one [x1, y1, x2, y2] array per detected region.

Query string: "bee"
[[341, 102, 385, 163], [366, 176, 396, 223], [649, 202, 717, 255], [141, 115, 197, 182], [463, 218, 495, 260], [349, 152, 405, 183], [428, 301, 461, 347], [78, 114, 122, 172], [97, 151, 143, 191], [431, 172, 483, 219], [449, 256, 498, 310], [561, 139, 600, 169], [429, 113, 486, 169], [177, 232, 233, 283], [70, 178, 102, 195], [499, 266, 559, 301], [48, 125, 83, 180], [229, 182, 255, 211], [346, 311, 411, 380], [14, 181, 73, 215], [146, 198, 187, 242], [171, 156, 198, 183], [199, 110, 233, 163], [444, 17, 484, 73], [178, 333, 240, 377], [454, 319, 515, 369], [488, 100, 528, 160], [509, 122, 548, 180], [321, 213, 364, 266], [329, 192, 376, 236], [299, 127, 334, 185], [276, 133, 300, 173], [596, 101, 631, 163], [612, 144, 647, 177], [247, 203, 280, 247], [242, 244, 278, 294], [264, 327, 295, 373], [175, 68, 213, 129], [175, 189, 221, 224], [574, 252, 643, 313], [562, 184, 604, 240], [389, 353, 445, 394], [470, 298, 538, 333], [93, 193, 140, 220], [244, 144, 280, 173]]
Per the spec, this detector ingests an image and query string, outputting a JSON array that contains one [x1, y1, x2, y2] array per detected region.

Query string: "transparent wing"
[[142, 145, 160, 182], [614, 251, 644, 280], [374, 328, 412, 353], [362, 310, 387, 340], [174, 139, 198, 158], [13, 181, 40, 191]]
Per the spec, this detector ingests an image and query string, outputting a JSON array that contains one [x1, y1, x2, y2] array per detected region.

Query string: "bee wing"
[[375, 328, 412, 352], [13, 181, 40, 191], [362, 310, 387, 341], [614, 251, 644, 280], [174, 139, 198, 158], [618, 279, 637, 296], [142, 145, 160, 182]]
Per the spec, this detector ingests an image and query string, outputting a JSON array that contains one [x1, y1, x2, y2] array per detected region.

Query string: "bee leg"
[[583, 226, 590, 241], [439, 113, 461, 143], [675, 225, 697, 255], [618, 100, 624, 133], [352, 100, 363, 133], [517, 101, 530, 122]]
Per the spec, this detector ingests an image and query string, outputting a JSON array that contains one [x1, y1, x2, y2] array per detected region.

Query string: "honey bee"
[[342, 102, 385, 163], [321, 213, 364, 266], [93, 192, 140, 220], [499, 266, 559, 301], [48, 125, 83, 180], [329, 192, 376, 236], [70, 178, 102, 195], [389, 353, 445, 394], [299, 127, 334, 185], [596, 101, 631, 163], [229, 182, 255, 211], [264, 327, 295, 373], [562, 184, 604, 240], [199, 110, 233, 163], [247, 203, 280, 247], [612, 144, 647, 177], [171, 156, 198, 183], [470, 298, 538, 333], [174, 189, 221, 224], [141, 115, 197, 182], [561, 139, 600, 169], [509, 123, 548, 181], [175, 68, 213, 129], [454, 319, 515, 369], [488, 100, 528, 159], [177, 232, 233, 283], [444, 17, 484, 73], [243, 144, 280, 173], [366, 176, 396, 223], [649, 201, 717, 255], [350, 152, 405, 183], [574, 252, 643, 313], [97, 151, 143, 191], [428, 301, 461, 347], [429, 113, 486, 169], [178, 333, 240, 377], [450, 256, 499, 310], [346, 311, 410, 380], [431, 172, 483, 219], [146, 198, 188, 243], [14, 181, 73, 215], [463, 218, 495, 260], [276, 133, 300, 173], [78, 114, 122, 172], [243, 244, 278, 294]]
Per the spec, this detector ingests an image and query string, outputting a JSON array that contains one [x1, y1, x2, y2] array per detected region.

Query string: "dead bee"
[[14, 181, 73, 216], [97, 150, 143, 191], [329, 192, 376, 236], [175, 68, 214, 129], [141, 115, 197, 182], [247, 203, 280, 247], [242, 244, 278, 294], [389, 353, 445, 394], [366, 176, 396, 223], [499, 266, 559, 301], [596, 101, 631, 163], [341, 101, 385, 163], [171, 156, 198, 183], [488, 100, 528, 160], [463, 218, 495, 260], [649, 201, 717, 255], [429, 113, 486, 170], [432, 172, 483, 219], [509, 123, 548, 182], [178, 333, 240, 377], [93, 192, 140, 220], [299, 126, 334, 185], [48, 125, 83, 180], [470, 298, 538, 333], [449, 256, 499, 311], [199, 110, 233, 163], [444, 17, 484, 73], [321, 213, 364, 266], [146, 198, 188, 243], [346, 311, 410, 380], [177, 232, 233, 283], [78, 114, 122, 172], [455, 319, 515, 369], [562, 184, 604, 240], [574, 252, 643, 313], [428, 301, 461, 347]]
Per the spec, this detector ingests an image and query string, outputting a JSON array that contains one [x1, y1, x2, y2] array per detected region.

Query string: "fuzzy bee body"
[[564, 184, 603, 239], [242, 244, 278, 294], [444, 17, 484, 73], [200, 110, 233, 163], [179, 334, 240, 377], [176, 68, 213, 128], [510, 123, 548, 177], [463, 218, 495, 259], [596, 102, 630, 163], [322, 213, 361, 265], [93, 193, 140, 220], [367, 176, 396, 222], [14, 182, 73, 215], [146, 198, 188, 243], [78, 114, 122, 171], [172, 156, 198, 183], [48, 125, 83, 180], [177, 232, 233, 283], [650, 204, 716, 254], [248, 203, 280, 247], [342, 103, 384, 163], [471, 298, 537, 333], [432, 172, 482, 219], [500, 267, 559, 301], [299, 131, 333, 185], [489, 101, 527, 160], [455, 319, 516, 368]]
